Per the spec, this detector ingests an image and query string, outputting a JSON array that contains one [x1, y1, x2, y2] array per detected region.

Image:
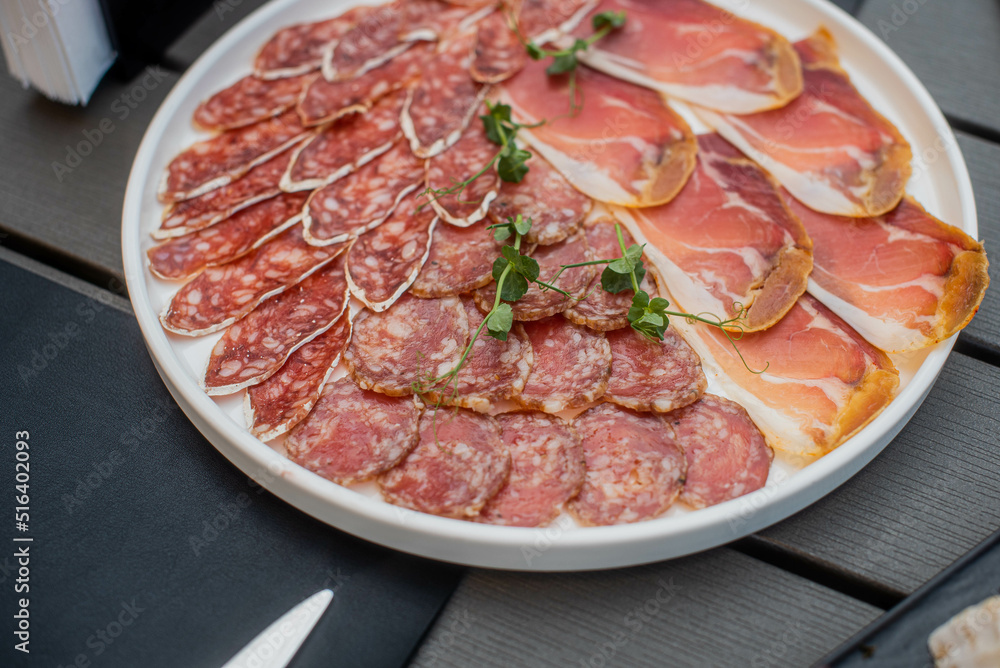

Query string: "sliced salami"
[[321, 2, 434, 82], [488, 153, 592, 245], [519, 0, 597, 44], [401, 33, 488, 158], [517, 316, 611, 413], [156, 146, 297, 239], [344, 294, 469, 396], [569, 403, 686, 526], [148, 192, 308, 281], [160, 225, 344, 336], [285, 377, 424, 484], [409, 217, 501, 298], [160, 111, 307, 203], [282, 89, 404, 191], [477, 412, 585, 527], [668, 394, 772, 509], [605, 326, 706, 413], [303, 140, 424, 246], [425, 114, 499, 226], [245, 314, 354, 441], [471, 9, 526, 83], [474, 229, 593, 321], [203, 255, 350, 395], [193, 73, 315, 132], [345, 190, 437, 311], [253, 8, 374, 79], [379, 408, 509, 518]]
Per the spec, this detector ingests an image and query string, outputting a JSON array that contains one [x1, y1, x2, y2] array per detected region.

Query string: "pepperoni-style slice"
[[321, 2, 435, 82], [345, 190, 437, 311], [668, 394, 772, 509], [160, 111, 307, 203], [409, 218, 501, 298], [245, 314, 354, 441], [605, 326, 706, 413], [471, 10, 526, 83], [194, 74, 315, 132], [474, 229, 593, 321], [253, 8, 374, 79], [160, 225, 344, 336], [425, 115, 499, 226], [379, 408, 510, 518], [488, 153, 592, 245], [569, 403, 686, 526], [203, 255, 350, 395], [401, 33, 487, 158], [148, 192, 308, 281], [304, 141, 425, 246], [282, 89, 405, 191], [477, 412, 585, 527], [517, 316, 611, 412], [344, 294, 469, 396], [285, 377, 424, 484]]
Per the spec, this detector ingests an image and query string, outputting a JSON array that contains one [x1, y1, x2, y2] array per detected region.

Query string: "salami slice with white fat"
[[245, 314, 354, 441], [477, 412, 584, 527], [425, 113, 499, 226], [569, 403, 686, 526], [148, 192, 308, 281], [345, 190, 437, 310], [668, 394, 772, 509], [194, 74, 315, 132], [285, 377, 424, 484], [160, 111, 307, 203], [379, 408, 509, 518], [203, 255, 350, 395], [345, 294, 469, 396], [409, 217, 503, 297], [517, 316, 611, 413], [160, 225, 344, 336], [488, 152, 592, 245], [519, 0, 598, 44], [282, 89, 405, 191], [401, 33, 488, 158], [253, 8, 374, 79], [304, 140, 424, 246], [605, 326, 706, 413], [474, 229, 593, 321], [471, 10, 527, 83]]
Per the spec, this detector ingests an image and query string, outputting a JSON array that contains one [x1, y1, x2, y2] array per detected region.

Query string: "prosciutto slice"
[[787, 194, 989, 352], [518, 0, 597, 45], [500, 57, 696, 207], [696, 29, 912, 217], [617, 133, 813, 331], [574, 0, 801, 113]]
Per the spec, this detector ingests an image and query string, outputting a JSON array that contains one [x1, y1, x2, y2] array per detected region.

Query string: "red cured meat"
[[203, 255, 350, 395], [425, 115, 499, 226], [517, 316, 611, 413], [379, 408, 510, 518], [518, 0, 596, 44], [410, 217, 503, 298], [286, 377, 423, 484], [472, 10, 527, 83], [478, 411, 585, 527], [194, 74, 315, 132], [253, 8, 374, 79], [148, 192, 308, 281], [569, 403, 686, 526], [605, 326, 706, 413]]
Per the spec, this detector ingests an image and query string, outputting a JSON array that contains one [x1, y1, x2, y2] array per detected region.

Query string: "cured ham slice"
[[574, 0, 802, 113], [148, 192, 308, 281], [672, 293, 899, 458], [245, 315, 353, 441], [345, 294, 469, 396], [345, 190, 437, 311], [696, 29, 912, 217], [787, 194, 990, 352], [425, 115, 499, 226], [304, 141, 424, 246], [517, 316, 611, 412], [488, 153, 592, 245], [286, 377, 424, 484], [569, 403, 686, 526], [618, 133, 813, 332], [253, 8, 374, 79], [203, 255, 350, 395], [193, 74, 314, 132], [478, 412, 585, 527], [410, 218, 502, 297], [518, 0, 597, 44], [160, 226, 344, 336], [500, 58, 696, 207], [379, 408, 510, 518], [160, 111, 307, 202], [282, 89, 404, 191], [472, 10, 526, 83], [605, 326, 706, 413]]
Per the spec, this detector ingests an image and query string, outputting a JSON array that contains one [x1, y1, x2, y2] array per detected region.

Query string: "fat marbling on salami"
[[409, 218, 504, 297], [425, 112, 499, 226], [471, 9, 527, 83], [194, 73, 315, 132], [253, 7, 375, 79], [517, 316, 611, 413], [605, 326, 706, 413]]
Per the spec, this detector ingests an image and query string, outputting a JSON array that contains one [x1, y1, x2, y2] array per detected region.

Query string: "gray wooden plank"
[[757, 351, 1000, 595], [858, 0, 1000, 134], [409, 549, 880, 668], [164, 0, 272, 70], [0, 246, 131, 314]]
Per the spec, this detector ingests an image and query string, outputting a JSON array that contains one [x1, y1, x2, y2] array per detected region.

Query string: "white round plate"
[[122, 0, 977, 570]]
